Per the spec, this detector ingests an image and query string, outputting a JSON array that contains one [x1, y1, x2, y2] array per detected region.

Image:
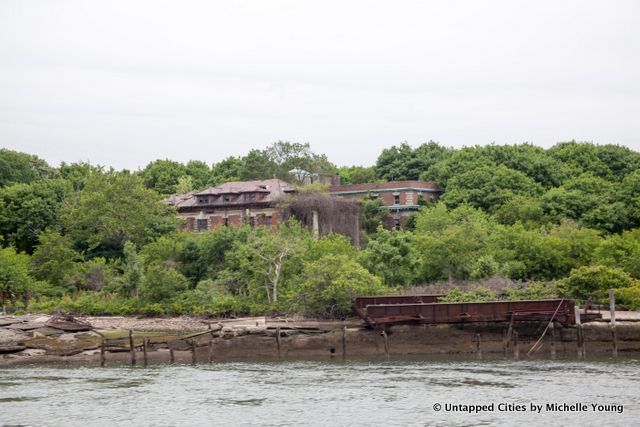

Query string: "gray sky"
[[1, 0, 639, 170]]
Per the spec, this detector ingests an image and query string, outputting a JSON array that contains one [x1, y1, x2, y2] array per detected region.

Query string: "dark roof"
[[169, 179, 296, 209]]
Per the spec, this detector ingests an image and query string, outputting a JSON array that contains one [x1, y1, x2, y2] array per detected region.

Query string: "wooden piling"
[[208, 340, 213, 364], [513, 331, 519, 359], [129, 330, 136, 366], [475, 333, 482, 359], [610, 289, 618, 358], [382, 330, 390, 358], [575, 306, 583, 358], [505, 313, 515, 349], [190, 340, 196, 365], [275, 327, 281, 359], [550, 322, 556, 359], [100, 337, 106, 367], [502, 329, 508, 356], [169, 348, 175, 364], [142, 337, 148, 367], [609, 289, 616, 327], [342, 326, 347, 359]]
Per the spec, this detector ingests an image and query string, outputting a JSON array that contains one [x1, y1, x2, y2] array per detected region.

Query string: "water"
[[1, 355, 639, 426]]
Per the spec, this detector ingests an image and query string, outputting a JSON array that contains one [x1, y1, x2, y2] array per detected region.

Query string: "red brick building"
[[328, 180, 442, 229], [167, 179, 296, 232]]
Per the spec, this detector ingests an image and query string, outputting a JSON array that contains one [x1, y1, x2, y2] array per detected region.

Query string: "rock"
[[0, 345, 26, 354], [6, 322, 46, 331], [0, 318, 20, 327], [45, 314, 93, 332], [20, 348, 46, 356], [31, 327, 64, 338], [46, 321, 92, 332]]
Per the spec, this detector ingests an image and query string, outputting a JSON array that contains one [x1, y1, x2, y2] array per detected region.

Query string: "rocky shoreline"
[[2, 313, 640, 367]]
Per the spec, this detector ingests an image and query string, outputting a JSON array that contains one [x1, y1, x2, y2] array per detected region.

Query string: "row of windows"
[[193, 216, 272, 232], [197, 193, 259, 204]]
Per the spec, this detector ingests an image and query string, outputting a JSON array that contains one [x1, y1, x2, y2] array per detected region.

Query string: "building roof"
[[329, 180, 442, 194], [168, 179, 296, 209]]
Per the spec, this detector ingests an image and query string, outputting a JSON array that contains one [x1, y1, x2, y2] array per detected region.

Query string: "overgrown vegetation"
[[2, 140, 640, 317]]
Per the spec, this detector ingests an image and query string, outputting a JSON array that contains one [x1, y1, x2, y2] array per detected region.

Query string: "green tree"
[[376, 141, 448, 181], [62, 172, 177, 258], [292, 254, 386, 318], [210, 156, 245, 185], [0, 179, 72, 253], [593, 229, 640, 278], [562, 265, 633, 302], [58, 161, 103, 191], [337, 165, 377, 184], [0, 246, 36, 307], [361, 227, 418, 286], [0, 149, 57, 187], [185, 160, 211, 189], [548, 141, 612, 179], [30, 229, 82, 289], [120, 241, 144, 297], [414, 204, 493, 282], [139, 265, 189, 303], [441, 165, 544, 212], [140, 159, 187, 195]]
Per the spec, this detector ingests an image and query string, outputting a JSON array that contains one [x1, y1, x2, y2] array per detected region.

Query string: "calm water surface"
[[1, 355, 638, 426]]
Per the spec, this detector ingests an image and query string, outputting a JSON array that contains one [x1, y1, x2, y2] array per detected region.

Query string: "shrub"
[[439, 287, 497, 302], [615, 283, 640, 310], [561, 265, 633, 302], [291, 254, 387, 318], [504, 282, 560, 301], [139, 265, 188, 303]]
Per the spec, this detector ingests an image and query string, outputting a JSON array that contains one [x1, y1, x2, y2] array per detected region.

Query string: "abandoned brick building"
[[166, 178, 442, 238], [328, 180, 442, 229], [168, 179, 296, 232]]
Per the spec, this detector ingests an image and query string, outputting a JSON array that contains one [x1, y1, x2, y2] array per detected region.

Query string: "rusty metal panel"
[[353, 295, 443, 310], [357, 299, 581, 327]]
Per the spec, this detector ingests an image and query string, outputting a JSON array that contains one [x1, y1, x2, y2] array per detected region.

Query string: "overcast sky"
[[1, 1, 639, 170]]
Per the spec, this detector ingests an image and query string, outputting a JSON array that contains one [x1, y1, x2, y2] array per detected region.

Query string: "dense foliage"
[[2, 139, 640, 316]]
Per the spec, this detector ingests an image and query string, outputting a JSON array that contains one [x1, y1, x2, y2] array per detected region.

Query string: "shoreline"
[[2, 313, 640, 367]]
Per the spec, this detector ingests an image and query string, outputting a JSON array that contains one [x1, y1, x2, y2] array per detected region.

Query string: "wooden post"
[[342, 326, 347, 359], [129, 330, 136, 366], [502, 329, 508, 356], [513, 331, 519, 359], [382, 330, 390, 358], [169, 348, 175, 364], [275, 327, 281, 359], [550, 322, 556, 359], [475, 333, 482, 359], [208, 340, 213, 364], [100, 337, 106, 367], [609, 289, 616, 327], [575, 305, 583, 358], [190, 340, 196, 365], [142, 337, 148, 367], [505, 313, 515, 349]]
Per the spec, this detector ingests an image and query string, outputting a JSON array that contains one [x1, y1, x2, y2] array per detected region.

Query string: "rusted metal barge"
[[353, 297, 602, 327]]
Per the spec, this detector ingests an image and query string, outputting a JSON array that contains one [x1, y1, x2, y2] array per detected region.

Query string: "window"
[[394, 218, 401, 230], [265, 215, 272, 229], [223, 195, 232, 202], [394, 195, 400, 205], [196, 219, 208, 232], [244, 192, 256, 201], [197, 196, 208, 204], [249, 216, 256, 228]]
